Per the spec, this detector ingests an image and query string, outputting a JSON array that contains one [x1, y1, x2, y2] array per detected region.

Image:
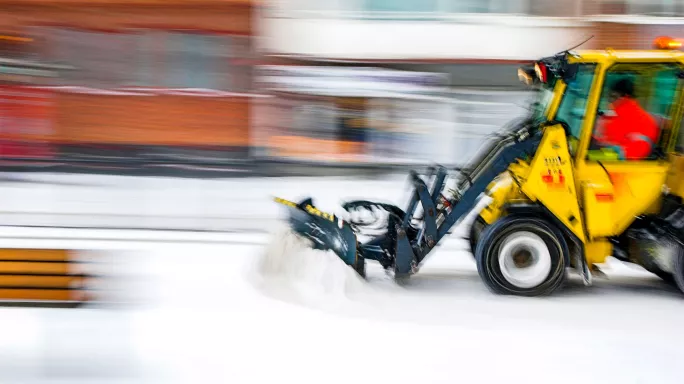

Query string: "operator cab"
[[521, 37, 684, 164]]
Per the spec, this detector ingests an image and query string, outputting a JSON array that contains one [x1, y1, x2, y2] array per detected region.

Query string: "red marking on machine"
[[594, 193, 614, 202], [542, 170, 565, 189]]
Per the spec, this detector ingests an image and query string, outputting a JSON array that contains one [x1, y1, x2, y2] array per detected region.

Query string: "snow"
[[0, 174, 683, 383], [0, 225, 682, 384], [250, 226, 366, 303]]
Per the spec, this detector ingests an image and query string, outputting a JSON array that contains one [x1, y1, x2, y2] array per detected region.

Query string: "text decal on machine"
[[542, 156, 566, 189]]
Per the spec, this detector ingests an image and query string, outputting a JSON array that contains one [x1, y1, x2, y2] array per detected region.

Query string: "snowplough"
[[274, 37, 684, 296]]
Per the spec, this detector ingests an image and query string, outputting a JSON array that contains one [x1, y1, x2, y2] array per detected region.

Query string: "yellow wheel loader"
[[275, 37, 684, 297]]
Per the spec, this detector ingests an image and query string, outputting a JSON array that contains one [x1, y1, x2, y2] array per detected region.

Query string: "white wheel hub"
[[498, 231, 552, 289]]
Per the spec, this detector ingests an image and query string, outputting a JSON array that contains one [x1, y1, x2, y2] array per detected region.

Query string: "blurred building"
[[252, 65, 454, 163], [1, 0, 683, 169], [254, 0, 684, 165], [589, 2, 684, 49], [0, 0, 257, 164]]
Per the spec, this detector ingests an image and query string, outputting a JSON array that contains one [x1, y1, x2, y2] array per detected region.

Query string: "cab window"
[[554, 64, 597, 154], [587, 63, 682, 162]]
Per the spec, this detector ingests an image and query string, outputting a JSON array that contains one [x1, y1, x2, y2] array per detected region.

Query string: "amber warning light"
[[518, 68, 534, 85], [654, 36, 682, 50]]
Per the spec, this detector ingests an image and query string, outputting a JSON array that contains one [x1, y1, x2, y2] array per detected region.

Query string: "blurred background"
[[2, 1, 684, 383], [0, 0, 682, 174]]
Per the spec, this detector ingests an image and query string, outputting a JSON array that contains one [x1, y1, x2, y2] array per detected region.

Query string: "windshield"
[[553, 64, 598, 142], [529, 84, 555, 123]]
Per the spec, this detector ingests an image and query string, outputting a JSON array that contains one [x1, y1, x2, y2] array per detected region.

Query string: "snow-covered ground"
[[1, 174, 684, 383], [0, 225, 683, 384]]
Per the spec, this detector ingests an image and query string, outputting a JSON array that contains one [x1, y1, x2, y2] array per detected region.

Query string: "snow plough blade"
[[273, 197, 365, 276]]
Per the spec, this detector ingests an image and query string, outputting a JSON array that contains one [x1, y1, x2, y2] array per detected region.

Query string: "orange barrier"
[[0, 249, 94, 305]]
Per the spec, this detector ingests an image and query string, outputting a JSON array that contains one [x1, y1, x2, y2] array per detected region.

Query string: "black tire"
[[469, 216, 487, 258], [672, 246, 684, 294], [654, 270, 676, 286], [475, 215, 567, 297]]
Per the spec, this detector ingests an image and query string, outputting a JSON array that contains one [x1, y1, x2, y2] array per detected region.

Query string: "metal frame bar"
[[392, 132, 542, 277]]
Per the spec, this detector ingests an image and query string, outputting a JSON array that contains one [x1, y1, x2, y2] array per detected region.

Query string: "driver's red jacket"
[[595, 97, 659, 160]]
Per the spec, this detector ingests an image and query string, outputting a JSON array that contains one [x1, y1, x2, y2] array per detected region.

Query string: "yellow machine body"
[[477, 48, 684, 269]]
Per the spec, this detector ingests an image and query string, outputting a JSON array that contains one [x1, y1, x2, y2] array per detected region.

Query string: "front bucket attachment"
[[274, 197, 364, 276]]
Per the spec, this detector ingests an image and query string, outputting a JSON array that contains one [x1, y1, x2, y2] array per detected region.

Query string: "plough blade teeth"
[[274, 197, 360, 269]]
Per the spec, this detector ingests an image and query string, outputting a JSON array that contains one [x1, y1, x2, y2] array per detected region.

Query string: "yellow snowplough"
[[275, 37, 684, 296]]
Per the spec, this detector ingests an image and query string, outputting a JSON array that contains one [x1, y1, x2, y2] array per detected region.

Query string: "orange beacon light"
[[654, 36, 682, 50]]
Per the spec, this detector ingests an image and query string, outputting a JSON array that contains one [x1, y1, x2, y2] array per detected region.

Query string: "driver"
[[593, 78, 659, 160]]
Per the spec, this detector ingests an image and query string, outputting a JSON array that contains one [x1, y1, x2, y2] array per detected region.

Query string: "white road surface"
[[0, 174, 683, 383], [0, 226, 683, 384]]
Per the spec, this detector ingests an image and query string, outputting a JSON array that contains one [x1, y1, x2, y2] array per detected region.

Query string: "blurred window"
[[136, 31, 237, 91], [159, 32, 231, 90], [627, 0, 680, 15], [129, 30, 160, 88], [601, 0, 684, 15], [363, 0, 533, 14], [286, 0, 343, 11], [0, 32, 41, 61], [292, 101, 338, 139], [36, 28, 248, 91], [527, 0, 580, 16], [447, 0, 528, 13], [364, 0, 438, 13], [271, 0, 584, 15], [41, 28, 136, 88]]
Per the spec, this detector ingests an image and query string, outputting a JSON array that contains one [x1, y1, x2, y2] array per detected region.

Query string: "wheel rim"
[[498, 231, 552, 289]]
